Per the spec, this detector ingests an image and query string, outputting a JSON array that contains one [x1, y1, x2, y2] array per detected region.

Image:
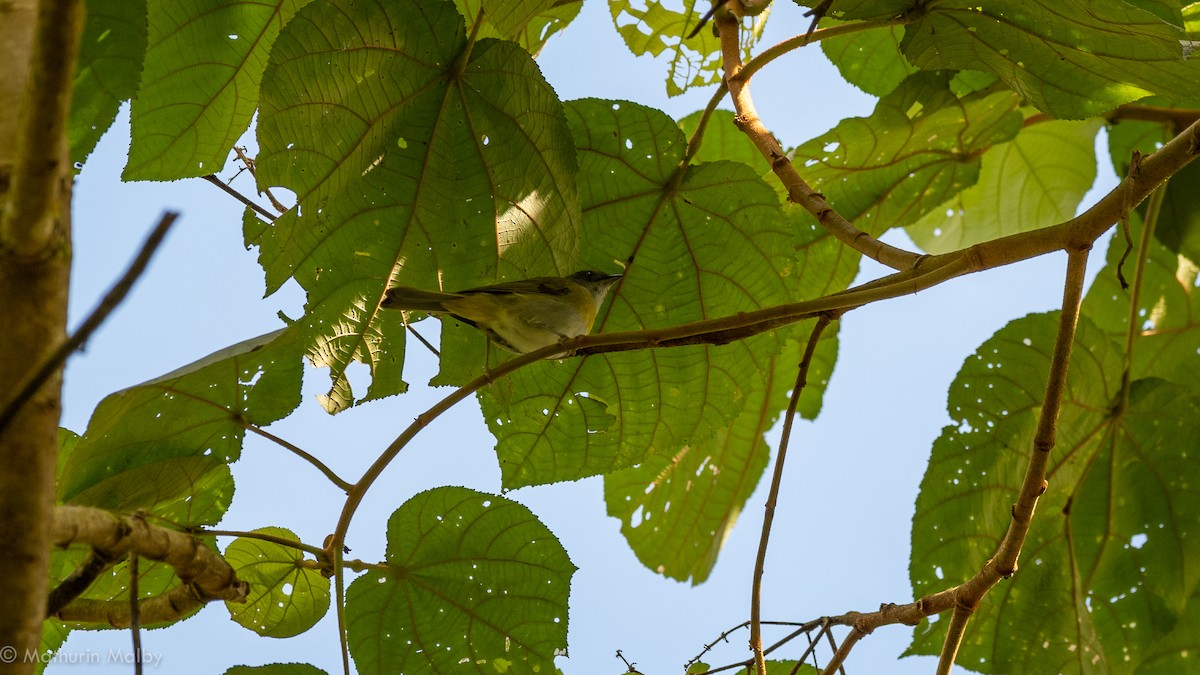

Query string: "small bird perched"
[[380, 270, 623, 354]]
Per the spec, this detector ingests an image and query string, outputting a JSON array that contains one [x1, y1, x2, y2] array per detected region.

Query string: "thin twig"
[[198, 528, 328, 558], [0, 211, 178, 439], [231, 146, 287, 213], [201, 174, 278, 221], [406, 323, 441, 357], [736, 16, 911, 84], [683, 82, 730, 164], [821, 627, 865, 675], [46, 548, 119, 616], [243, 424, 352, 492], [713, 14, 922, 272], [129, 551, 142, 675], [751, 315, 835, 674]]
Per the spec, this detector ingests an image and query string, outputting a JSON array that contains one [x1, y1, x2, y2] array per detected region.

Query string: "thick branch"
[[713, 14, 922, 271], [48, 506, 249, 626]]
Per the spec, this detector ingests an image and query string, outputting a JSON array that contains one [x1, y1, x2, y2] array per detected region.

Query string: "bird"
[[380, 270, 623, 354]]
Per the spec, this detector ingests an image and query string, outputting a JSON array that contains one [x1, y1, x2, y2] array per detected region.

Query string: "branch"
[[0, 0, 84, 257], [713, 14, 923, 272], [0, 211, 177, 439], [737, 16, 911, 84], [243, 424, 352, 492], [1109, 104, 1200, 133], [201, 174, 278, 222], [751, 315, 836, 674], [935, 247, 1090, 673], [49, 506, 248, 626], [45, 548, 120, 616]]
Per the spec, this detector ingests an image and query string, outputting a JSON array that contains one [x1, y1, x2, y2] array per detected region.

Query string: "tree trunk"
[[0, 1, 83, 671]]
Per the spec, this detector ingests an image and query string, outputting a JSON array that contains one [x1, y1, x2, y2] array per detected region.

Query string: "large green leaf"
[[608, 0, 770, 96], [901, 0, 1200, 119], [253, 0, 581, 412], [224, 527, 330, 638], [346, 487, 573, 675], [70, 0, 147, 167], [124, 0, 311, 180], [478, 98, 794, 489], [909, 313, 1200, 672], [604, 323, 838, 584], [907, 118, 1100, 254], [793, 72, 1022, 236], [59, 329, 304, 526]]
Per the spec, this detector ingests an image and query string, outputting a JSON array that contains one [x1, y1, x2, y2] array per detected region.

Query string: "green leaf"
[[604, 323, 838, 583], [608, 0, 770, 96], [820, 18, 916, 97], [793, 0, 915, 21], [793, 72, 1022, 236], [69, 0, 147, 167], [909, 313, 1200, 671], [1083, 215, 1200, 399], [907, 118, 1100, 254], [124, 0, 312, 180], [36, 619, 70, 675], [224, 665, 328, 675], [480, 98, 794, 489], [452, 0, 583, 54], [677, 109, 766, 169], [346, 487, 573, 675], [254, 0, 581, 411], [224, 527, 330, 638], [59, 329, 304, 526], [902, 0, 1200, 119]]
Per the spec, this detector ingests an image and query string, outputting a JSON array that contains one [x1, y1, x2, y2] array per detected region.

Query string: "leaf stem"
[[1119, 184, 1165, 412], [750, 315, 835, 675], [735, 17, 910, 84], [199, 528, 328, 558], [201, 174, 278, 221], [243, 424, 352, 492]]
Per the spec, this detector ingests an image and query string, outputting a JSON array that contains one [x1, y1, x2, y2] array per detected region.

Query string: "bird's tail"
[[380, 286, 462, 313]]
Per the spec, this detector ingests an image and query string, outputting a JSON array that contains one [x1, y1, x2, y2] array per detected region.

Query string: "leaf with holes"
[[124, 0, 311, 180], [901, 0, 1200, 119], [224, 527, 330, 637], [907, 118, 1100, 254], [346, 487, 573, 674], [69, 0, 146, 168], [792, 71, 1022, 237], [908, 313, 1200, 671], [479, 98, 794, 489], [253, 0, 581, 412], [605, 322, 838, 583], [58, 329, 303, 526]]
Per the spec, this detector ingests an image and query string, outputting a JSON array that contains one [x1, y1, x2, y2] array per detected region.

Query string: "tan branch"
[[48, 506, 248, 627], [713, 14, 923, 271]]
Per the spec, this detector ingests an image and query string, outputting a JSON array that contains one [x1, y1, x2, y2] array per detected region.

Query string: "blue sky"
[[54, 2, 1118, 673]]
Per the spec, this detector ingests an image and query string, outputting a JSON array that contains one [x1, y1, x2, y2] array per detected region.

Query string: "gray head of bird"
[[570, 270, 623, 303]]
